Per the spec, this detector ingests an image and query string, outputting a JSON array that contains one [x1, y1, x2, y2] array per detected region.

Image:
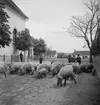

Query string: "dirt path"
[[61, 73, 100, 105], [0, 73, 99, 105]]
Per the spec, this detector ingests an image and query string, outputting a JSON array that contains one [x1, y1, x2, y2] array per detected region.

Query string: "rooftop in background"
[[73, 51, 90, 55], [6, 0, 29, 20], [45, 50, 57, 55], [57, 52, 72, 55]]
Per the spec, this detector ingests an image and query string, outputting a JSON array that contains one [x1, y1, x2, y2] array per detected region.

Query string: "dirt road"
[[0, 73, 100, 105]]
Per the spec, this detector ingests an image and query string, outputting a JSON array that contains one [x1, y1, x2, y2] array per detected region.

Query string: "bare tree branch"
[[67, 0, 100, 51]]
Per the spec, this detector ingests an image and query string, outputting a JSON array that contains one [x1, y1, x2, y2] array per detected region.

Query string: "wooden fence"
[[0, 55, 34, 63], [0, 54, 89, 63]]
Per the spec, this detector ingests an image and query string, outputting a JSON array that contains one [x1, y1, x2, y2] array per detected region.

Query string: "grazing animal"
[[85, 63, 94, 73], [55, 65, 77, 87], [10, 62, 23, 74], [67, 62, 80, 74], [7, 62, 14, 70], [20, 62, 32, 75], [36, 68, 47, 78], [30, 63, 38, 75], [0, 65, 7, 78], [45, 63, 52, 73], [36, 63, 50, 73], [0, 62, 9, 71], [79, 63, 87, 73], [51, 61, 64, 77]]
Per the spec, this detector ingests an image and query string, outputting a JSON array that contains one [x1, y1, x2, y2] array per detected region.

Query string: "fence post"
[[17, 55, 19, 62], [11, 55, 12, 63], [3, 55, 5, 62], [26, 55, 28, 62], [27, 55, 29, 62]]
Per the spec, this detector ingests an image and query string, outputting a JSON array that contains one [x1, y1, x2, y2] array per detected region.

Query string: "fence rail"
[[0, 55, 68, 63], [0, 55, 35, 63], [0, 54, 89, 63]]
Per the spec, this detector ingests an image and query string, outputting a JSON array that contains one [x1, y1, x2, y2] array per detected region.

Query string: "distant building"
[[45, 50, 57, 58], [0, 0, 30, 55], [73, 51, 90, 59], [57, 52, 70, 58]]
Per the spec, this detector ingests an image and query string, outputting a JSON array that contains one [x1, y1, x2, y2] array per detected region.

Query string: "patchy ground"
[[0, 73, 100, 105]]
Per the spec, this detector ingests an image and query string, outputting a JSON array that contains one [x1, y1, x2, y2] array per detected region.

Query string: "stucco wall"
[[93, 55, 100, 80], [0, 5, 26, 55]]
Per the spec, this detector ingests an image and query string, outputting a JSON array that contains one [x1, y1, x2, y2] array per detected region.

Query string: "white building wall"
[[54, 53, 57, 58], [0, 5, 26, 55]]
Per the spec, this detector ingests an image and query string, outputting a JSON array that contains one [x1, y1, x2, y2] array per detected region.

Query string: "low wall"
[[93, 55, 100, 80]]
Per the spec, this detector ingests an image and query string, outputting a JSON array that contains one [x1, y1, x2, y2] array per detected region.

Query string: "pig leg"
[[63, 78, 67, 87], [73, 77, 77, 84], [4, 71, 7, 78], [57, 78, 62, 87]]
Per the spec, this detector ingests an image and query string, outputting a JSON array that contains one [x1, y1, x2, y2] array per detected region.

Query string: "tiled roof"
[[6, 0, 29, 20], [45, 50, 57, 55], [73, 51, 90, 55]]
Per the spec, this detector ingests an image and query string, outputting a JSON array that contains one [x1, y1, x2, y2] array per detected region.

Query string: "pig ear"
[[58, 75, 63, 79], [54, 75, 63, 79], [54, 75, 58, 79], [54, 75, 59, 79]]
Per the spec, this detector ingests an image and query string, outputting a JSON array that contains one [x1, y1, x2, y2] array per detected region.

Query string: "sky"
[[13, 0, 89, 53]]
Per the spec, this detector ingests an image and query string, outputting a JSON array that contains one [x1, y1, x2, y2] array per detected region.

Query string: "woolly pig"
[[51, 61, 64, 77], [19, 62, 32, 75], [0, 62, 10, 71], [51, 61, 62, 71], [36, 63, 49, 72], [36, 68, 47, 78], [30, 63, 38, 75], [55, 65, 77, 87], [70, 62, 80, 74], [7, 62, 14, 70], [45, 63, 52, 73], [85, 63, 94, 73], [52, 63, 64, 77], [0, 65, 7, 78], [10, 62, 23, 74], [79, 63, 87, 73]]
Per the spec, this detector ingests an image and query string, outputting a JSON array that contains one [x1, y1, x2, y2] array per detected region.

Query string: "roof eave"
[[6, 0, 29, 20]]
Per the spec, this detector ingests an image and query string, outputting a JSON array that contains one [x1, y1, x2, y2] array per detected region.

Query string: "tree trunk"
[[89, 48, 92, 63]]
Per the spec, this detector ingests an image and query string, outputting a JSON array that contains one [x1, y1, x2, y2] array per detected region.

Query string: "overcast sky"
[[13, 0, 89, 53]]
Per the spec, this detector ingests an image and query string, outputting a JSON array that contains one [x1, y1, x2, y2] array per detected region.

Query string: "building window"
[[13, 29, 17, 42]]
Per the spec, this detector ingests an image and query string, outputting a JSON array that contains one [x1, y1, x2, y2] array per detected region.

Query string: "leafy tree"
[[0, 0, 12, 47], [31, 37, 47, 56], [15, 28, 32, 51], [57, 53, 68, 58], [68, 0, 100, 62]]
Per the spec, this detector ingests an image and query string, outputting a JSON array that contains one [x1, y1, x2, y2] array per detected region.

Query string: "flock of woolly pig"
[[0, 61, 95, 87]]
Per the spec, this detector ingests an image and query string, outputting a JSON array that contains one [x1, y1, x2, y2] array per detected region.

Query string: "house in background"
[[73, 51, 90, 59], [45, 50, 57, 58], [0, 0, 31, 56]]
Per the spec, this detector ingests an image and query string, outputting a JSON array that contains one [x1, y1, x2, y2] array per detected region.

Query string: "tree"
[[57, 53, 67, 58], [15, 28, 32, 51], [31, 37, 47, 56], [68, 0, 100, 62], [91, 28, 100, 55], [0, 0, 12, 47]]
